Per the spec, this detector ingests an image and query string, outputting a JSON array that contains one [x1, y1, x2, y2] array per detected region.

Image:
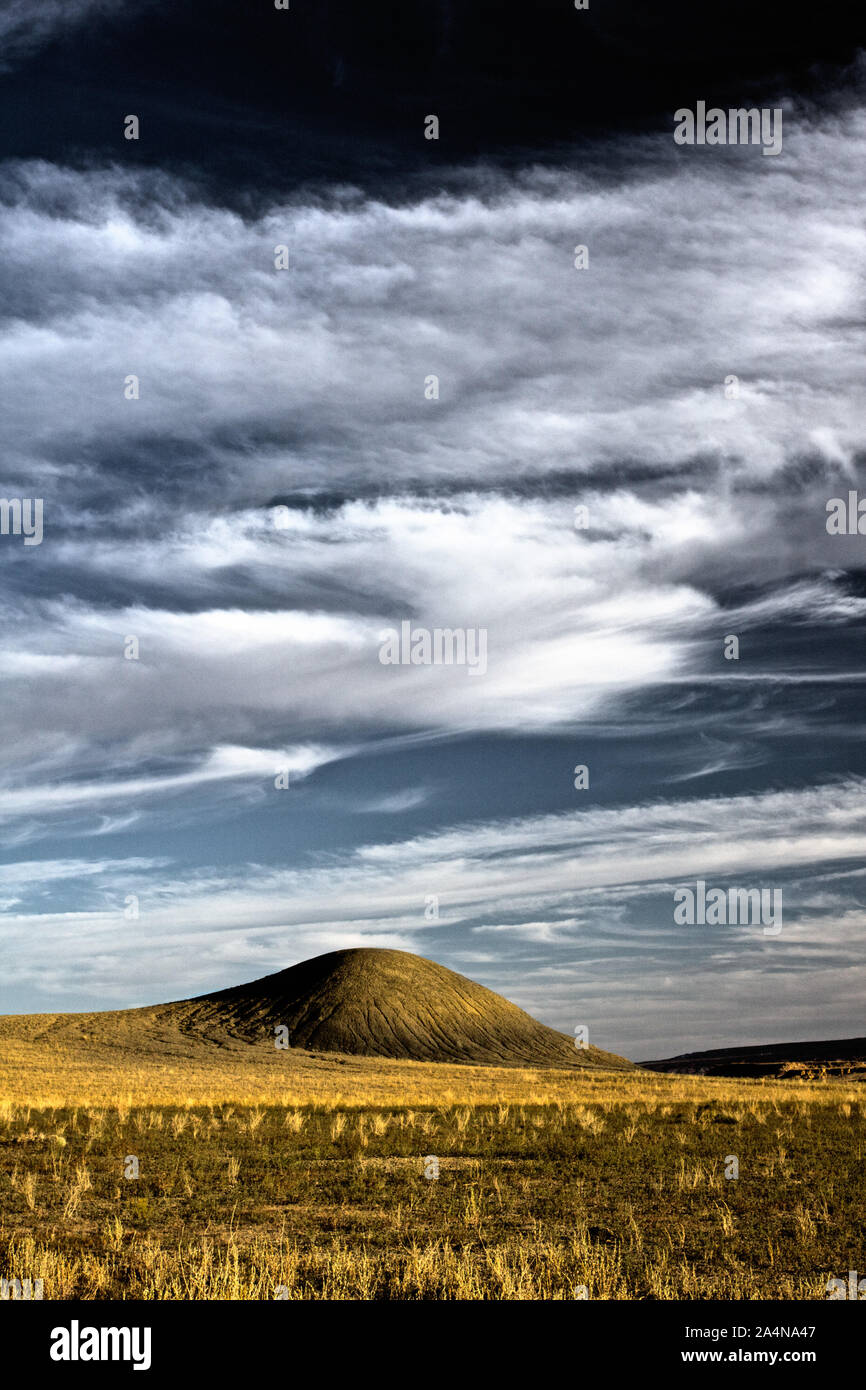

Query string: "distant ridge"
[[0, 949, 633, 1071], [642, 1036, 866, 1079]]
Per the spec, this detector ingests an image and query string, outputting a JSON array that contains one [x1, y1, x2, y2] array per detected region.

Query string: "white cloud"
[[0, 743, 337, 823], [0, 111, 864, 497], [0, 116, 861, 800]]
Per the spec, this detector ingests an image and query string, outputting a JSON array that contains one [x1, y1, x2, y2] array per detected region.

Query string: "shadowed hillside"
[[0, 949, 633, 1071]]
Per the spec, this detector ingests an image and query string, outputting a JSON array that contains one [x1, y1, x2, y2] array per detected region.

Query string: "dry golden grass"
[[1, 1032, 862, 1301], [0, 1088, 858, 1300], [0, 1032, 854, 1110]]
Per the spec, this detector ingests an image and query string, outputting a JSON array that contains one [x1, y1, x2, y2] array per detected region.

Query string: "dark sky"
[[2, 0, 863, 192]]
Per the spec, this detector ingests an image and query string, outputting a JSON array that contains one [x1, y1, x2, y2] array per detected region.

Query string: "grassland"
[[1, 1044, 862, 1300]]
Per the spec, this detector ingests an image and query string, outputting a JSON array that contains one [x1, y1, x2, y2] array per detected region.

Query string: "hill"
[[0, 948, 633, 1072]]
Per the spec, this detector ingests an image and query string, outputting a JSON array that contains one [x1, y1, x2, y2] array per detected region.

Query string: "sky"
[[0, 0, 864, 1059]]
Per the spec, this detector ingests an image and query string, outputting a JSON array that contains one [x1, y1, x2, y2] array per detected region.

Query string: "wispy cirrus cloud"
[[0, 743, 338, 828], [0, 109, 864, 505], [2, 777, 864, 1056]]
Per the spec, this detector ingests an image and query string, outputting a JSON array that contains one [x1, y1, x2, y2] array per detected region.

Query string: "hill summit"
[[166, 948, 632, 1070]]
